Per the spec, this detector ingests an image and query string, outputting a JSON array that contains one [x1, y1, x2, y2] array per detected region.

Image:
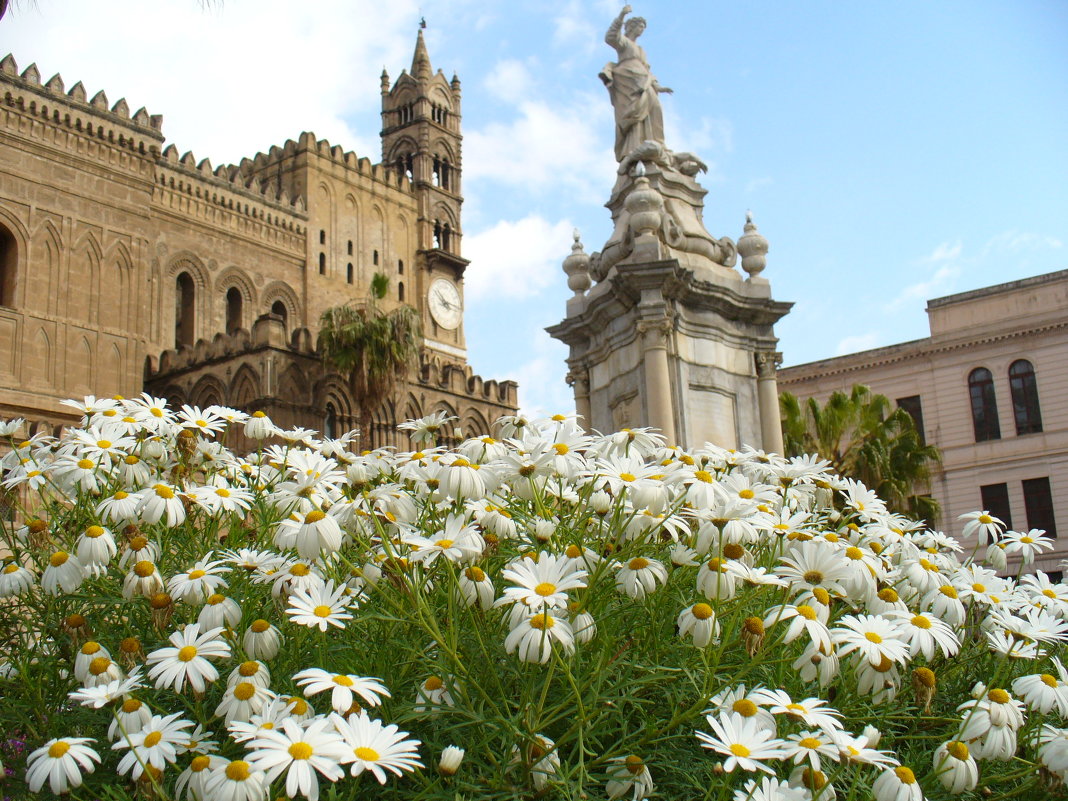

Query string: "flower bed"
[[0, 395, 1065, 800]]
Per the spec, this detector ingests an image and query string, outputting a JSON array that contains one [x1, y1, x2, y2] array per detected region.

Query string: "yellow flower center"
[[628, 557, 650, 571], [803, 570, 824, 585], [553, 443, 569, 455], [722, 543, 745, 560], [946, 741, 969, 761], [865, 632, 883, 644], [919, 559, 939, 572], [619, 472, 636, 482], [796, 605, 817, 621], [744, 617, 764, 635], [972, 583, 986, 593], [215, 488, 231, 498], [530, 613, 555, 630], [913, 668, 936, 688], [134, 561, 156, 578], [732, 699, 758, 717], [465, 566, 486, 582], [910, 615, 932, 629], [252, 411, 266, 418], [143, 731, 162, 748], [288, 742, 313, 760], [738, 487, 755, 499], [786, 703, 807, 714], [333, 675, 354, 687], [81, 641, 101, 655], [177, 646, 198, 662], [1041, 674, 1059, 688], [290, 564, 311, 577], [48, 741, 71, 758], [1021, 536, 1034, 544], [354, 746, 380, 761], [124, 454, 139, 464], [190, 755, 211, 772], [987, 688, 1009, 704], [978, 514, 993, 524], [122, 698, 142, 713], [435, 539, 454, 549], [729, 743, 751, 757], [226, 760, 252, 780], [154, 484, 175, 499], [77, 458, 95, 470], [85, 525, 105, 538], [692, 603, 714, 620], [88, 656, 112, 675], [188, 569, 206, 580], [424, 676, 444, 691], [693, 470, 713, 484], [1043, 589, 1058, 599], [251, 619, 270, 633], [286, 697, 309, 715], [233, 682, 257, 701], [534, 582, 557, 597], [313, 605, 333, 618], [877, 588, 899, 603], [798, 737, 822, 750], [939, 585, 958, 599], [894, 767, 916, 784], [2, 564, 17, 574], [305, 510, 326, 524], [49, 551, 69, 567], [207, 593, 225, 605]]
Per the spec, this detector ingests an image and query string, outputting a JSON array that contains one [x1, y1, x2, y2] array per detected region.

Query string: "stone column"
[[566, 369, 592, 433], [638, 318, 675, 442], [755, 351, 784, 454]]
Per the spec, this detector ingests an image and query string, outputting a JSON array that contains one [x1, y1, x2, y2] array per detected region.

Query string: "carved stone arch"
[[103, 342, 123, 392], [30, 326, 53, 387], [229, 364, 260, 409], [167, 252, 210, 347], [277, 363, 308, 406], [402, 392, 423, 424], [431, 203, 459, 230], [69, 335, 93, 395], [386, 137, 419, 163], [191, 374, 226, 409], [70, 229, 102, 324], [161, 385, 187, 411], [431, 400, 460, 448], [316, 376, 358, 441], [0, 205, 28, 308], [261, 281, 300, 327], [430, 137, 458, 163], [104, 239, 133, 327], [216, 266, 256, 335], [462, 407, 489, 438]]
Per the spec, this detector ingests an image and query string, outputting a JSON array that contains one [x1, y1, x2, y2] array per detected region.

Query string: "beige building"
[[779, 270, 1067, 576], [0, 33, 516, 447]]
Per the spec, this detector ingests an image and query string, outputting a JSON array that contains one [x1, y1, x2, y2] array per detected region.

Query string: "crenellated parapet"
[[0, 54, 164, 169], [419, 351, 518, 406], [231, 131, 416, 197]]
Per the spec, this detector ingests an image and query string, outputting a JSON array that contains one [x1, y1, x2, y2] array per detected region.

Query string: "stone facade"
[[779, 270, 1068, 576], [0, 33, 516, 445]]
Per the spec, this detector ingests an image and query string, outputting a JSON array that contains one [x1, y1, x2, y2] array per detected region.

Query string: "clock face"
[[428, 277, 462, 330]]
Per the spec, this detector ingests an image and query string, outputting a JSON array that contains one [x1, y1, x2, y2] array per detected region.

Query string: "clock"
[[428, 277, 462, 330]]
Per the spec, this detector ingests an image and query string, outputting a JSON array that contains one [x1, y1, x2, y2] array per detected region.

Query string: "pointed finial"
[[563, 229, 591, 295], [737, 211, 769, 278], [380, 67, 390, 94], [411, 27, 433, 80]]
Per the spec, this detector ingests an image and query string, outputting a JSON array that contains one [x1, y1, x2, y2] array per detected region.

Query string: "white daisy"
[[695, 712, 789, 774], [294, 668, 390, 714], [112, 712, 195, 779], [244, 717, 348, 801], [498, 551, 587, 611], [504, 611, 575, 664], [203, 758, 271, 801], [243, 619, 283, 659], [25, 737, 100, 794], [677, 602, 720, 648], [331, 710, 424, 782], [146, 624, 232, 694], [615, 556, 668, 600], [286, 581, 355, 632]]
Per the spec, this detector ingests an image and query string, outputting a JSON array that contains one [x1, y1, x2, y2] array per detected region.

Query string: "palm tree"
[[780, 384, 942, 523], [317, 273, 421, 448]]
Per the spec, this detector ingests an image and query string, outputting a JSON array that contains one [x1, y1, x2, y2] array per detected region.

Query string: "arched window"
[[175, 271, 195, 347], [324, 403, 337, 440], [271, 300, 288, 332], [346, 263, 353, 284], [398, 281, 405, 302], [398, 259, 404, 275], [1009, 359, 1043, 435], [968, 367, 1001, 442], [319, 253, 326, 275], [225, 287, 242, 335], [0, 223, 17, 307]]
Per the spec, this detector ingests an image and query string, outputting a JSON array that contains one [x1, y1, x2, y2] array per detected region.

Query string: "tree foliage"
[[780, 384, 942, 524], [317, 273, 421, 440]]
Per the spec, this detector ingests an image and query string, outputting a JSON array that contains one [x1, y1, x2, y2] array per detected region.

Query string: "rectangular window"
[[896, 395, 925, 444], [979, 483, 1012, 534], [1022, 477, 1057, 538]]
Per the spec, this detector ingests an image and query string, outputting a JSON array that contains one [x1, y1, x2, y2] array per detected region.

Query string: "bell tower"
[[381, 26, 469, 358]]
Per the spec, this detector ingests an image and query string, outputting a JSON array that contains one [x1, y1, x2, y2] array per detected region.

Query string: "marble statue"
[[600, 5, 672, 163]]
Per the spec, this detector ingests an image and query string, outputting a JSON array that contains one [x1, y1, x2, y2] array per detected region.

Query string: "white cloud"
[[463, 96, 615, 200], [922, 240, 963, 263], [835, 332, 881, 356], [484, 58, 537, 103], [886, 264, 961, 311], [501, 330, 574, 417], [463, 216, 574, 300], [3, 0, 425, 164], [981, 229, 1064, 255], [552, 0, 599, 49], [745, 176, 774, 193]]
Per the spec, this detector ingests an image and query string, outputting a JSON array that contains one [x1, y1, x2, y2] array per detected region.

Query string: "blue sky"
[[3, 0, 1066, 415]]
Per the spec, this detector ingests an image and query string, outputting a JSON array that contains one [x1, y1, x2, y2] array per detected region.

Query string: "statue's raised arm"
[[600, 5, 669, 163]]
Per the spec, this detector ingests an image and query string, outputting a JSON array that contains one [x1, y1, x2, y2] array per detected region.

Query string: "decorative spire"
[[737, 211, 769, 278], [380, 68, 390, 95], [563, 229, 591, 296], [411, 28, 433, 81]]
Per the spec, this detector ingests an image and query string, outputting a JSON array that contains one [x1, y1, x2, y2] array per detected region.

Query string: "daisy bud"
[[439, 745, 465, 776], [862, 725, 882, 748], [590, 491, 612, 515], [742, 616, 765, 657], [912, 667, 936, 714], [119, 636, 144, 667], [63, 613, 91, 647], [533, 519, 556, 543], [149, 592, 174, 629]]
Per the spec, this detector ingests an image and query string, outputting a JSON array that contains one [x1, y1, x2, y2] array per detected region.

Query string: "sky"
[[3, 0, 1067, 416]]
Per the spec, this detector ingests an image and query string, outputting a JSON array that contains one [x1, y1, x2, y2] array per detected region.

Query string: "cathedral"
[[0, 31, 516, 446]]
